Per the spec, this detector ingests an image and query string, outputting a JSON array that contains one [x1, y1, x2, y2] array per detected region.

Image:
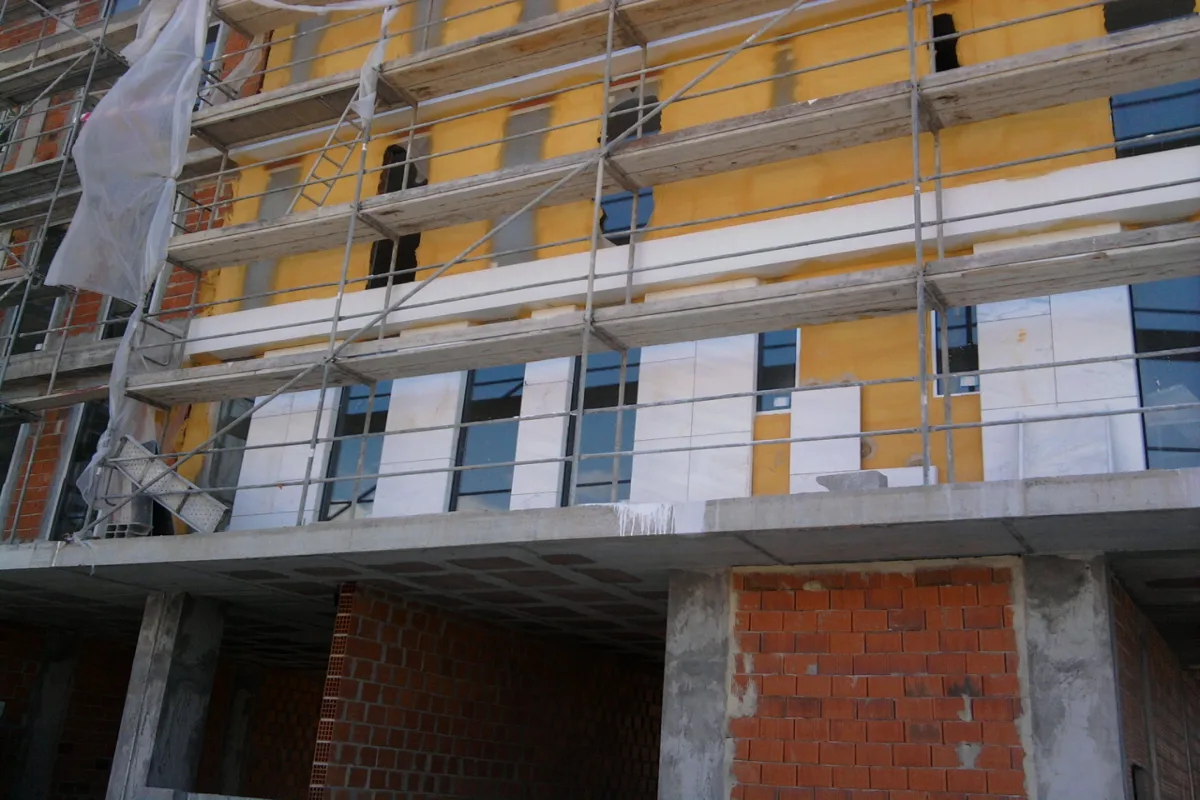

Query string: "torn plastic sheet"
[[43, 0, 206, 522]]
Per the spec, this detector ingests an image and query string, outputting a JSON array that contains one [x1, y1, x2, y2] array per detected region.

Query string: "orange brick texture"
[[0, 622, 134, 800], [1111, 579, 1200, 800], [308, 584, 662, 800], [731, 565, 1026, 800], [3, 408, 70, 543]]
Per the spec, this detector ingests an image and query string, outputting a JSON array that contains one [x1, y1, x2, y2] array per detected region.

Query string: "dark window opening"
[[52, 403, 109, 540], [935, 306, 979, 395], [1105, 1, 1200, 158], [1104, 0, 1193, 32], [369, 144, 426, 290], [1131, 276, 1200, 469], [1131, 764, 1153, 800], [562, 349, 640, 505], [451, 365, 524, 512], [932, 14, 961, 72], [195, 25, 223, 111], [757, 330, 797, 412], [0, 412, 23, 490], [600, 91, 659, 245], [320, 382, 392, 521], [9, 293, 57, 355], [35, 226, 66, 279], [101, 298, 136, 340]]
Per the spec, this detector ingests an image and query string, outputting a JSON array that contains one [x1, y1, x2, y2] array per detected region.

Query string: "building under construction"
[[0, 0, 1198, 796]]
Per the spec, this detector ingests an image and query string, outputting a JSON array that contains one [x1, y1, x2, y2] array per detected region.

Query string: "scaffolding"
[[1, 0, 1199, 541]]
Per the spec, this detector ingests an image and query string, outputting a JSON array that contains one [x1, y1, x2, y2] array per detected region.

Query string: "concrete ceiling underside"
[[0, 469, 1197, 669]]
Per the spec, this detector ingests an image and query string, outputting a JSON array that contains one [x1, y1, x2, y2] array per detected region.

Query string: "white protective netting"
[[40, 0, 398, 528]]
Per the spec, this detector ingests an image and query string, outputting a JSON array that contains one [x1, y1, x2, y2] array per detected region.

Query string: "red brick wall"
[[0, 623, 133, 800], [309, 584, 662, 800], [49, 637, 135, 800], [1112, 579, 1199, 800], [3, 408, 69, 543], [0, 622, 45, 796], [731, 563, 1026, 800]]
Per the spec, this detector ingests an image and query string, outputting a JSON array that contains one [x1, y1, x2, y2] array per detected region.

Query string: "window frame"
[[756, 330, 798, 413], [931, 307, 980, 397], [319, 382, 393, 522], [561, 349, 640, 506], [47, 401, 109, 541], [449, 365, 525, 512]]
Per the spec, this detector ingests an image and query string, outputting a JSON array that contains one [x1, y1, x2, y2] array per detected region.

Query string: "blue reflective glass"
[[1112, 79, 1200, 156], [563, 350, 640, 504], [1132, 277, 1200, 469], [321, 382, 392, 520], [757, 330, 796, 411], [452, 365, 525, 510], [600, 188, 655, 242]]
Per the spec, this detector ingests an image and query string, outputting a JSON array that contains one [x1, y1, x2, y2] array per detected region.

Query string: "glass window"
[[1105, 2, 1200, 157], [202, 397, 254, 511], [195, 25, 223, 111], [493, 107, 550, 267], [757, 330, 797, 412], [934, 307, 979, 395], [7, 293, 57, 355], [1131, 277, 1200, 469], [101, 298, 136, 340], [320, 382, 392, 521], [562, 350, 640, 505], [451, 365, 525, 512], [0, 412, 24, 492], [53, 402, 109, 540], [600, 88, 659, 245]]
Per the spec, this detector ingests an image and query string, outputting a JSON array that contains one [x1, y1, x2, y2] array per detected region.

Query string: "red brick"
[[852, 675, 894, 698], [818, 654, 854, 674], [902, 587, 941, 608], [832, 765, 871, 789], [942, 721, 982, 744], [795, 591, 831, 610], [794, 633, 830, 653], [856, 743, 892, 766], [731, 717, 759, 738], [865, 633, 902, 653], [785, 654, 821, 674], [733, 762, 762, 784], [763, 633, 796, 653], [938, 585, 978, 607], [927, 653, 967, 675], [975, 745, 1013, 769], [992, 566, 1014, 584], [763, 591, 796, 611], [963, 605, 1003, 629], [784, 612, 819, 632], [905, 675, 943, 697], [829, 719, 866, 742], [743, 785, 774, 800], [852, 610, 889, 632], [832, 676, 869, 697], [852, 654, 889, 675], [896, 698, 933, 720], [795, 675, 832, 697], [823, 697, 856, 719], [983, 674, 1021, 697], [982, 721, 1022, 746], [750, 738, 785, 763], [764, 674, 797, 696], [916, 568, 953, 586], [738, 591, 763, 610], [787, 697, 824, 718], [817, 610, 853, 633], [965, 652, 1007, 675], [832, 589, 866, 610], [946, 768, 987, 792], [932, 697, 967, 720], [926, 607, 964, 630], [866, 588, 904, 610], [869, 766, 908, 790], [938, 630, 979, 652], [786, 741, 821, 764], [978, 583, 1012, 606], [972, 697, 1015, 721], [905, 722, 942, 744], [857, 699, 895, 720], [888, 608, 925, 630], [988, 769, 1027, 794], [930, 744, 960, 768], [893, 743, 931, 767], [760, 717, 794, 739], [978, 628, 1017, 652], [902, 630, 940, 652], [879, 573, 916, 589], [794, 719, 830, 740], [820, 741, 856, 765], [797, 766, 833, 788], [907, 767, 947, 791], [887, 653, 928, 674], [751, 611, 785, 631]]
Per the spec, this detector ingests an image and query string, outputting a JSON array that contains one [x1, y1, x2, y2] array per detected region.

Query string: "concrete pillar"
[[658, 570, 732, 800], [11, 631, 79, 800], [1022, 555, 1127, 800], [107, 593, 223, 800]]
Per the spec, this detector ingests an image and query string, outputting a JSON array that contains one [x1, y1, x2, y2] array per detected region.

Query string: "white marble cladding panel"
[[229, 389, 336, 531], [791, 466, 938, 494], [374, 372, 466, 518], [789, 385, 861, 488], [186, 148, 1200, 361], [977, 227, 1142, 481], [511, 358, 573, 510], [630, 335, 754, 503]]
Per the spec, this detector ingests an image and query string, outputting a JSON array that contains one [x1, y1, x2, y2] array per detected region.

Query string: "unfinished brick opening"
[[307, 583, 663, 800], [731, 564, 1026, 800]]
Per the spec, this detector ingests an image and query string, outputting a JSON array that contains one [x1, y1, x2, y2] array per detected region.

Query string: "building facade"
[[0, 0, 1198, 797]]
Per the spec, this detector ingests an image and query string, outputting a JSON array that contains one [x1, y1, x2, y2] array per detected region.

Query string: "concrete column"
[[658, 570, 732, 800], [11, 631, 79, 800], [1022, 555, 1126, 800], [107, 593, 223, 800]]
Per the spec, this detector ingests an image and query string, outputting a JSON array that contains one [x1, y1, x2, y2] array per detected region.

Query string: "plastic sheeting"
[[43, 0, 207, 522]]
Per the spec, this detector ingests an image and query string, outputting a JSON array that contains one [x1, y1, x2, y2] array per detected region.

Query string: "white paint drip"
[[958, 742, 982, 769], [599, 502, 705, 537]]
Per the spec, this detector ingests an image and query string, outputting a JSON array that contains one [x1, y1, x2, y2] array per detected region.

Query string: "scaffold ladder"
[[286, 95, 369, 214]]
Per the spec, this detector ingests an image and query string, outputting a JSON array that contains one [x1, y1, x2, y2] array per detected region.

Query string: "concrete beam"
[[1022, 556, 1127, 800], [108, 593, 224, 800], [659, 570, 732, 800]]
